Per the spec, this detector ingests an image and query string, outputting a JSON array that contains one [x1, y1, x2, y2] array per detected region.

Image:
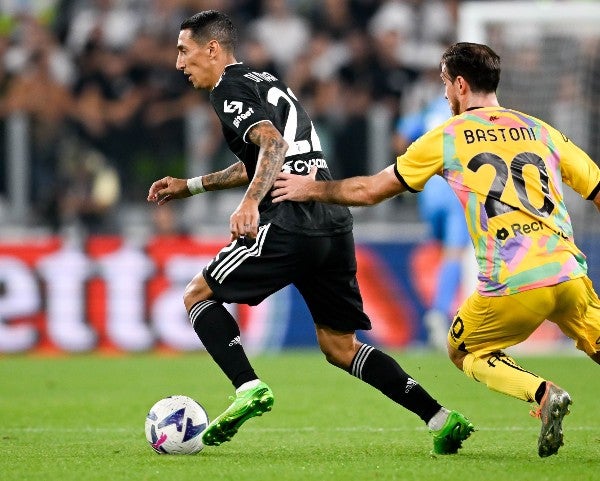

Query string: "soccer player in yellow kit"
[[272, 42, 600, 458]]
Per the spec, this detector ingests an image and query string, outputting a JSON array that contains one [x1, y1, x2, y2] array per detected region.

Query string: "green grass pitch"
[[1, 350, 598, 480]]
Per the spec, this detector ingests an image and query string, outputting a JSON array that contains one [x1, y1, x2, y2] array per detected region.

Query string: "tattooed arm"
[[147, 121, 287, 239], [147, 161, 249, 205], [229, 121, 288, 239], [245, 122, 288, 201], [202, 161, 249, 190]]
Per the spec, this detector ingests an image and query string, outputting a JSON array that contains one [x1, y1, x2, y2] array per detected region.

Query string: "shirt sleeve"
[[212, 77, 269, 142], [394, 124, 445, 192], [553, 129, 600, 200]]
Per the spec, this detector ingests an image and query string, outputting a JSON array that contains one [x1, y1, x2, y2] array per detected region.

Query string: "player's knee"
[[449, 347, 466, 371], [319, 344, 342, 367], [318, 343, 353, 369], [182, 281, 199, 307], [183, 275, 212, 310], [315, 326, 358, 369]]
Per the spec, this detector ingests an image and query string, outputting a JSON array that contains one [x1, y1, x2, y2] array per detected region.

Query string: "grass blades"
[[1, 350, 598, 480]]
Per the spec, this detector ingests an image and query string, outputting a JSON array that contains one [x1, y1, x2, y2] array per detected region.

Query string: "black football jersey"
[[210, 63, 352, 235]]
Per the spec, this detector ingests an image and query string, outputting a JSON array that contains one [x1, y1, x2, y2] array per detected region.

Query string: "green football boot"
[[430, 410, 475, 455], [202, 381, 274, 446]]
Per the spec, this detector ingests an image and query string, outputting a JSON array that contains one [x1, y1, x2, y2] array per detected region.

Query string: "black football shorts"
[[203, 223, 372, 331]]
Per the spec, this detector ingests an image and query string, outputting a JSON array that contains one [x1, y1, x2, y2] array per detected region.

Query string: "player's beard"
[[449, 98, 460, 116]]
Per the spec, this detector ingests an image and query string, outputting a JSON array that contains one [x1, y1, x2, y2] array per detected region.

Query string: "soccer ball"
[[145, 395, 209, 454]]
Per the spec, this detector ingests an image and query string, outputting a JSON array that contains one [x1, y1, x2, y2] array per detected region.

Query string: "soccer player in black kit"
[[147, 10, 473, 454]]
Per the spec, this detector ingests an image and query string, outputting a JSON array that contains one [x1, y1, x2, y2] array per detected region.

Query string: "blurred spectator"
[[56, 137, 121, 234], [135, 0, 191, 42], [285, 31, 347, 96], [3, 16, 74, 224], [337, 28, 378, 94], [69, 42, 147, 189], [239, 34, 280, 79], [307, 0, 357, 40], [334, 81, 372, 177], [333, 28, 383, 176], [127, 28, 199, 195], [367, 0, 457, 115], [309, 78, 341, 167], [369, 0, 456, 69], [248, 0, 310, 73], [63, 0, 142, 54], [397, 63, 448, 128], [0, 34, 11, 197], [367, 26, 419, 118]]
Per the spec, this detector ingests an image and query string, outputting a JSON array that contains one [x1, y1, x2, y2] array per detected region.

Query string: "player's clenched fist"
[[147, 176, 191, 205]]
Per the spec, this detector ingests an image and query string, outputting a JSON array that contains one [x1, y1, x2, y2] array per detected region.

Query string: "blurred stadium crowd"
[[0, 0, 597, 239]]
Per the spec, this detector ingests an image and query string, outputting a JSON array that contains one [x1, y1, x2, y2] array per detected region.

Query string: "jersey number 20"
[[467, 151, 555, 219]]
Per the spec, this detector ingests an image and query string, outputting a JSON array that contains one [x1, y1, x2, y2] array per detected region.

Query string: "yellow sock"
[[463, 351, 544, 403]]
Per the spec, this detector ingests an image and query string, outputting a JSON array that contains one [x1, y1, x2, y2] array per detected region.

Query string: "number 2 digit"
[[267, 87, 321, 156]]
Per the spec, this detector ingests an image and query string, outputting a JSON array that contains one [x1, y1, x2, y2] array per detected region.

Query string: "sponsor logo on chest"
[[224, 100, 255, 128]]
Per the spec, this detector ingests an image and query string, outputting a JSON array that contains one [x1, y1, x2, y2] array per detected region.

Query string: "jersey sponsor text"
[[282, 158, 328, 174], [233, 107, 254, 128]]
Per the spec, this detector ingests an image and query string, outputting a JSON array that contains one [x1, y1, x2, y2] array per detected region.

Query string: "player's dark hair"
[[180, 10, 238, 53], [441, 42, 501, 93]]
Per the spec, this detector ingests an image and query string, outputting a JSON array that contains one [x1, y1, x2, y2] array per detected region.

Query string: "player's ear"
[[207, 39, 219, 59]]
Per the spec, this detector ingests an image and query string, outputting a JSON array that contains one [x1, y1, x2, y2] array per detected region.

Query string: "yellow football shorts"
[[449, 276, 600, 357]]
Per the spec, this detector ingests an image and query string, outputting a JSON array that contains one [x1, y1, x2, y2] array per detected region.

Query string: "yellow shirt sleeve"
[[394, 125, 445, 192], [552, 129, 600, 200]]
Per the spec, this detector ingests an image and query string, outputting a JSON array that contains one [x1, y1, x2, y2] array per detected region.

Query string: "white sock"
[[427, 407, 451, 431], [236, 379, 261, 393]]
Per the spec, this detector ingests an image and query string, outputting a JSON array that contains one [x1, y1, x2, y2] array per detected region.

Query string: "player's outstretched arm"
[[147, 162, 250, 205], [272, 165, 406, 206]]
